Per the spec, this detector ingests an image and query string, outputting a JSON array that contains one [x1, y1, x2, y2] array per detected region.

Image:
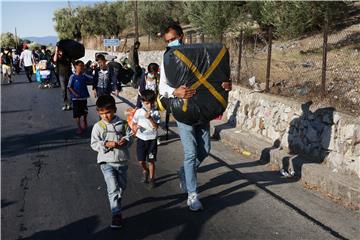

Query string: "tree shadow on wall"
[[212, 100, 240, 140], [281, 101, 335, 180]]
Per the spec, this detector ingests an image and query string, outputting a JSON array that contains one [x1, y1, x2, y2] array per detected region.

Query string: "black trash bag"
[[163, 43, 230, 125], [119, 67, 134, 84], [57, 39, 85, 60]]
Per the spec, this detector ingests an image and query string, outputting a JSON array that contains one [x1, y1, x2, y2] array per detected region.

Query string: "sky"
[[0, 0, 117, 38]]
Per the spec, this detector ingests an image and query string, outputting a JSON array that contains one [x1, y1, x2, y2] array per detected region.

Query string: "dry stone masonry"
[[225, 86, 360, 178]]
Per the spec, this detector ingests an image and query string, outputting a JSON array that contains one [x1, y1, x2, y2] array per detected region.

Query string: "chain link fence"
[[182, 22, 360, 116]]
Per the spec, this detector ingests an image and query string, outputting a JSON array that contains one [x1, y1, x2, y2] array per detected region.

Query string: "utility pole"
[[14, 27, 18, 49], [134, 0, 139, 43]]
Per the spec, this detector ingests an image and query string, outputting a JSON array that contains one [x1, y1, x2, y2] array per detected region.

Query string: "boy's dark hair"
[[96, 95, 116, 110], [85, 60, 92, 68], [147, 63, 159, 73], [164, 23, 183, 37], [140, 89, 156, 103], [74, 60, 84, 66], [96, 54, 106, 62]]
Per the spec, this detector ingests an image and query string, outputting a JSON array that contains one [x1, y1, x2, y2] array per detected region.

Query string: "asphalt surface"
[[1, 72, 359, 240]]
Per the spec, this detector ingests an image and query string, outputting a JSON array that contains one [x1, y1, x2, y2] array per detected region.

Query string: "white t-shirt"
[[132, 108, 160, 140], [20, 49, 34, 67]]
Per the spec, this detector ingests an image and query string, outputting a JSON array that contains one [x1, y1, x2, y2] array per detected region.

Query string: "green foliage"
[[0, 32, 18, 48], [138, 2, 174, 37], [53, 7, 81, 40], [184, 1, 242, 41], [246, 1, 351, 39], [54, 2, 129, 40], [52, 1, 353, 42]]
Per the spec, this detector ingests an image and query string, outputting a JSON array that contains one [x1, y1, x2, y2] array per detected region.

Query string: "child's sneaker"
[[76, 128, 83, 135], [110, 214, 123, 229], [81, 121, 88, 130], [177, 167, 187, 192], [141, 170, 149, 183], [187, 193, 203, 211], [149, 178, 155, 189]]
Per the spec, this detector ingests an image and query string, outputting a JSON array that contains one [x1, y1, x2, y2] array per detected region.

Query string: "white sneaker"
[[187, 193, 203, 211], [289, 169, 296, 177], [280, 168, 290, 177]]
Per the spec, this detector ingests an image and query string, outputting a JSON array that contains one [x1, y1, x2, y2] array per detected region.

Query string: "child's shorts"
[[72, 99, 88, 118], [136, 138, 158, 162]]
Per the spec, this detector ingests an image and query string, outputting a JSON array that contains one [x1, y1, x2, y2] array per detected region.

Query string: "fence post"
[[265, 26, 273, 92], [201, 33, 205, 43], [189, 33, 193, 44], [321, 11, 329, 96], [236, 30, 244, 85]]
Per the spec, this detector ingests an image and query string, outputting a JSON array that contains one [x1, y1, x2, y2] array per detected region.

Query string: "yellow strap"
[[191, 46, 227, 90], [98, 120, 106, 130], [156, 95, 166, 112], [173, 49, 227, 111], [182, 99, 188, 112]]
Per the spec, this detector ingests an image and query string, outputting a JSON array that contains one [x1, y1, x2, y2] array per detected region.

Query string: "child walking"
[[92, 54, 118, 98], [68, 60, 90, 134], [132, 90, 160, 188], [91, 95, 132, 228], [136, 63, 159, 108]]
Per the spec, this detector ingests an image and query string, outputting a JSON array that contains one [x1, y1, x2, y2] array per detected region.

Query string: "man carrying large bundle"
[[159, 23, 232, 211]]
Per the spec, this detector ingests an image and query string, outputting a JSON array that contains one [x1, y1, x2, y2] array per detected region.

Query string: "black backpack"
[[1, 52, 11, 65]]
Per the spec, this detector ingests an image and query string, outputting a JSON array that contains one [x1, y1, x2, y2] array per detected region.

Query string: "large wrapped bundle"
[[57, 39, 85, 60], [37, 60, 47, 70], [163, 43, 230, 125]]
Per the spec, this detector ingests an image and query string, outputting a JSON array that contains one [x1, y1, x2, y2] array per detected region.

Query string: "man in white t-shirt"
[[20, 45, 35, 82]]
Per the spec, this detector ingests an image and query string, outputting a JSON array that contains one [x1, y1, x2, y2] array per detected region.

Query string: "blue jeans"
[[100, 163, 128, 216], [177, 121, 211, 194]]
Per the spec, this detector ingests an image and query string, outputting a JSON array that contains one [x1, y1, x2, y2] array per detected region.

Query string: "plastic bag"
[[125, 108, 136, 134], [57, 39, 85, 60], [163, 43, 230, 125]]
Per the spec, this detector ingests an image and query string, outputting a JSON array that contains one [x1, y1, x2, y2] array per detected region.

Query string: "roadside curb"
[[120, 85, 360, 210], [211, 120, 360, 210]]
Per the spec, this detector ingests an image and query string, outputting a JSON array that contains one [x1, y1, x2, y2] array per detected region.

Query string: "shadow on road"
[[1, 127, 90, 158]]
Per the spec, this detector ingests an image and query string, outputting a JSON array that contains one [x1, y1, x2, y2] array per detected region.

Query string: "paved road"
[[1, 73, 359, 240]]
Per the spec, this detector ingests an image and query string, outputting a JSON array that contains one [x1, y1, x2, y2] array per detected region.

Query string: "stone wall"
[[225, 86, 360, 178], [82, 49, 164, 68]]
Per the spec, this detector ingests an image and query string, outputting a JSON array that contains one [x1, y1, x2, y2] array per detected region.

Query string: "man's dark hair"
[[135, 41, 140, 46], [147, 63, 159, 73], [164, 23, 183, 37], [74, 60, 84, 66], [96, 95, 116, 110], [96, 54, 106, 62], [140, 89, 156, 103], [41, 45, 46, 50]]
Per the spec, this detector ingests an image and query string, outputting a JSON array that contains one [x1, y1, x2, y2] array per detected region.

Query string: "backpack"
[[1, 52, 11, 65], [97, 120, 128, 140]]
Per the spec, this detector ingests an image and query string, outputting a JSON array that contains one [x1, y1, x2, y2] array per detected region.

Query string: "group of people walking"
[[3, 23, 232, 230], [1, 45, 56, 84], [89, 23, 232, 229]]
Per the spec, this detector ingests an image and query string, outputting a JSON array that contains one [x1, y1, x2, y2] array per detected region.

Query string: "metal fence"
[[183, 22, 360, 115]]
